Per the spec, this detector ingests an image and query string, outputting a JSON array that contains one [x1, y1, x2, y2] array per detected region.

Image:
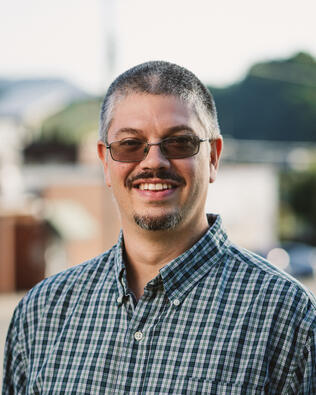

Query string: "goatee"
[[134, 212, 182, 231]]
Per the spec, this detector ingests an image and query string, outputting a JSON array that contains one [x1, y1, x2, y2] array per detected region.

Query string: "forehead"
[[108, 93, 202, 139]]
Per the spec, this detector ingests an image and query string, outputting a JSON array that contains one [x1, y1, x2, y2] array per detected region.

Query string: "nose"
[[140, 142, 171, 170]]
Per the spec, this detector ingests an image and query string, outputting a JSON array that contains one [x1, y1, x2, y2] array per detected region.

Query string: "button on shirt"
[[3, 215, 316, 394]]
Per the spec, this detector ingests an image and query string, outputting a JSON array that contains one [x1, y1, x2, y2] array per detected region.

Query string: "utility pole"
[[101, 0, 118, 87]]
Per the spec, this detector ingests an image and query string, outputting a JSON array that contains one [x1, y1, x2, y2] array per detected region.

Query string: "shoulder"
[[14, 246, 116, 324], [224, 242, 316, 321], [3, 247, 118, 390], [215, 242, 316, 366], [217, 243, 316, 390]]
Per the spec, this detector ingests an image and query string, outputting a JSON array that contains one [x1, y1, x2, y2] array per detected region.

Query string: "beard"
[[134, 210, 183, 231]]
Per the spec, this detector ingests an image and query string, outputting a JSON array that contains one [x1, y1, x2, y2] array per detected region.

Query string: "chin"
[[133, 211, 183, 231]]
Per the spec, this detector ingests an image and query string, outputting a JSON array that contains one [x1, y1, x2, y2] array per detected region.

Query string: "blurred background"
[[1, 0, 316, 384]]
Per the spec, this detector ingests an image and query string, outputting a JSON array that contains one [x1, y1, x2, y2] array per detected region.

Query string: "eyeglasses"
[[106, 135, 210, 162]]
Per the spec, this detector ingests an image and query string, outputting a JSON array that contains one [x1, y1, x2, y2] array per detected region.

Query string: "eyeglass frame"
[[105, 135, 211, 163]]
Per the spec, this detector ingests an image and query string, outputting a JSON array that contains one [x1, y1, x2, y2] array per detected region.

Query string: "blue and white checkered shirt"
[[3, 215, 316, 394]]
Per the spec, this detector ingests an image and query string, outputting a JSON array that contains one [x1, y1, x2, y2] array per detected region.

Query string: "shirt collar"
[[159, 214, 229, 304], [114, 214, 229, 304]]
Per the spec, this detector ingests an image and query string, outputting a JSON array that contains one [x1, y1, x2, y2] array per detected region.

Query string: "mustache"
[[126, 170, 185, 189]]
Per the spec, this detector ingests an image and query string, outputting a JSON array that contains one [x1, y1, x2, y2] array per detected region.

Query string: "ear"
[[97, 140, 112, 188], [209, 137, 223, 183]]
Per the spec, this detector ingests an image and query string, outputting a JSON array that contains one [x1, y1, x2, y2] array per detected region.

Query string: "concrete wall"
[[206, 163, 278, 252]]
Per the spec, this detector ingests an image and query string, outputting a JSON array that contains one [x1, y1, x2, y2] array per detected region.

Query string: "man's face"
[[98, 93, 222, 232]]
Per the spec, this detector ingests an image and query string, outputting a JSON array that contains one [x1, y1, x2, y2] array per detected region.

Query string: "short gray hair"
[[99, 61, 221, 142]]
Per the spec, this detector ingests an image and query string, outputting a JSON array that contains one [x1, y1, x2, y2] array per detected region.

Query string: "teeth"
[[138, 183, 173, 190]]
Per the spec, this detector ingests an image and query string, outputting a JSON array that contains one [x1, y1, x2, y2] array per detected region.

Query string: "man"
[[3, 61, 316, 394]]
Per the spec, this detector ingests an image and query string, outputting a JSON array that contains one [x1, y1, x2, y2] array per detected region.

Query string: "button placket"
[[134, 331, 143, 341], [124, 285, 167, 347], [173, 298, 181, 307]]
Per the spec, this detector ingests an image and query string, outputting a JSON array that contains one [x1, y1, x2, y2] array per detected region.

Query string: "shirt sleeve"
[[302, 335, 316, 394], [293, 335, 316, 394], [2, 304, 27, 395], [285, 312, 316, 394]]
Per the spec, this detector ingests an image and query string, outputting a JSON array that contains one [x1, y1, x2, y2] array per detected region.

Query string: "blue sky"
[[1, 0, 316, 94]]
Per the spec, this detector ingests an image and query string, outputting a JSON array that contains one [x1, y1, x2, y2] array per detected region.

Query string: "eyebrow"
[[113, 128, 142, 138], [113, 125, 196, 139], [165, 125, 196, 135]]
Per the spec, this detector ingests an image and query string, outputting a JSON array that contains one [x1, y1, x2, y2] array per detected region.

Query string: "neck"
[[122, 215, 209, 300]]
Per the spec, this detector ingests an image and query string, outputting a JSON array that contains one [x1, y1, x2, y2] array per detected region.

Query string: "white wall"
[[206, 163, 278, 252]]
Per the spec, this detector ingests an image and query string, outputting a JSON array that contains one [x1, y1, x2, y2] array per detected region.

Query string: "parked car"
[[266, 242, 316, 278]]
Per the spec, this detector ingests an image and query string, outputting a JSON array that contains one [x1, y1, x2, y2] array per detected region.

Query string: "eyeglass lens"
[[109, 136, 202, 162]]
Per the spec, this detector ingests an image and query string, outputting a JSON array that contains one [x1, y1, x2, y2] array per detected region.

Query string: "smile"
[[137, 183, 174, 191]]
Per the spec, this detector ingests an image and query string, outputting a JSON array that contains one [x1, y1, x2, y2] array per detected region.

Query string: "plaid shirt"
[[3, 215, 316, 394]]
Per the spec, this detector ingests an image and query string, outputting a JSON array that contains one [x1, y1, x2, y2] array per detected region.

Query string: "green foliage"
[[39, 98, 102, 144], [210, 52, 316, 142], [279, 165, 316, 245]]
